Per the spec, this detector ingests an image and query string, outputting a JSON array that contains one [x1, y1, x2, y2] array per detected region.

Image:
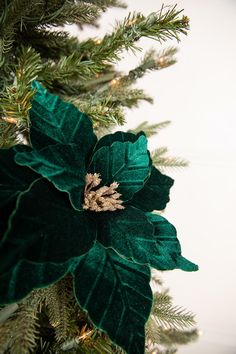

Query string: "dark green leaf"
[[93, 131, 145, 154], [97, 206, 175, 270], [14, 143, 86, 210], [73, 242, 152, 354], [30, 81, 97, 160], [89, 135, 150, 201], [129, 166, 174, 212], [0, 148, 39, 239], [146, 213, 198, 271], [0, 178, 96, 274], [0, 260, 71, 305], [0, 148, 39, 207]]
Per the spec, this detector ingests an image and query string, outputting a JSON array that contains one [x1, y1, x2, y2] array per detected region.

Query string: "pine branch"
[[32, 2, 101, 27], [42, 5, 189, 85], [82, 0, 127, 9], [45, 277, 77, 344], [151, 147, 188, 171], [122, 47, 178, 84], [20, 29, 78, 59], [68, 96, 125, 127], [0, 46, 42, 147], [0, 290, 45, 354], [91, 5, 188, 62], [129, 120, 171, 137], [61, 328, 124, 353], [0, 0, 34, 56], [151, 293, 196, 330], [159, 328, 199, 346], [91, 84, 153, 109]]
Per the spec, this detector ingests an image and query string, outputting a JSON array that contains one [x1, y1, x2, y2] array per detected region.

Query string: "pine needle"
[[129, 120, 171, 137], [151, 293, 196, 330], [151, 147, 188, 171]]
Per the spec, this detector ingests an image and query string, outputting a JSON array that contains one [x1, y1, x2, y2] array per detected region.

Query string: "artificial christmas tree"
[[0, 2, 198, 353]]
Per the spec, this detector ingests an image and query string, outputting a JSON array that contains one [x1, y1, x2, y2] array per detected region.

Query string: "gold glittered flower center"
[[83, 173, 125, 212]]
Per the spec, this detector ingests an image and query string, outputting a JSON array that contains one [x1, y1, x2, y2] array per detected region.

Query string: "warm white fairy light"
[[110, 77, 120, 86], [95, 39, 102, 45]]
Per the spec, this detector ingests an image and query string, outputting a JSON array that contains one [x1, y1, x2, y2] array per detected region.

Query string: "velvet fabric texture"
[[0, 82, 198, 354]]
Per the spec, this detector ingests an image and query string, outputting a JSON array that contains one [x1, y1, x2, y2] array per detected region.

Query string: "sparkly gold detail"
[[2, 116, 18, 124], [83, 173, 125, 212]]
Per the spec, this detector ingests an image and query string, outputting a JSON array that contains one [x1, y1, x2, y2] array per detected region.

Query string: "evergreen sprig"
[[150, 293, 195, 330], [130, 120, 171, 137], [45, 278, 78, 344], [122, 47, 178, 85], [0, 46, 42, 147], [0, 290, 44, 354], [152, 147, 189, 171]]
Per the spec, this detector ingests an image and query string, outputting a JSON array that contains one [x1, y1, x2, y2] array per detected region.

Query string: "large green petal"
[[0, 148, 39, 239], [129, 166, 174, 212], [30, 81, 97, 159], [0, 259, 72, 305], [73, 242, 152, 354], [0, 148, 39, 207], [97, 206, 173, 270], [146, 213, 198, 271], [89, 135, 150, 201], [0, 178, 96, 274], [14, 143, 86, 210]]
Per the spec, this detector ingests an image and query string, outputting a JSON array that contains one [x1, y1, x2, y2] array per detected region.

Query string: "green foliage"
[[0, 2, 197, 353], [145, 275, 198, 353], [0, 290, 44, 354], [0, 47, 42, 147], [122, 47, 178, 85], [0, 2, 190, 145], [159, 328, 199, 346], [150, 293, 195, 330], [0, 86, 197, 353], [130, 120, 171, 138], [44, 278, 78, 343], [151, 147, 189, 171]]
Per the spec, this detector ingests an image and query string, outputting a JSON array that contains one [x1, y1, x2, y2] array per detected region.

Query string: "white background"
[[70, 1, 236, 353]]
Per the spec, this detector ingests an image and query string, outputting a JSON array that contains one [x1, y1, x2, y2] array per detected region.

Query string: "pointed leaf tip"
[[73, 242, 152, 354]]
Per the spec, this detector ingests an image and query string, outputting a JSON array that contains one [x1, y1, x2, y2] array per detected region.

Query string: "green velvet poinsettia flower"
[[0, 82, 198, 354]]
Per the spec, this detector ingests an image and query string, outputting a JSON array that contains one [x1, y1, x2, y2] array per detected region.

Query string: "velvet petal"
[[73, 242, 152, 354], [0, 259, 71, 305], [146, 213, 198, 271], [30, 81, 97, 159], [130, 166, 174, 212], [97, 206, 170, 269], [14, 143, 86, 210], [0, 148, 39, 239], [89, 135, 150, 201], [93, 130, 145, 153], [0, 178, 96, 274], [0, 148, 39, 207]]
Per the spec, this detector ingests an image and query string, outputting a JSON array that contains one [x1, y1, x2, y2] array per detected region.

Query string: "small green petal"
[[93, 130, 145, 153], [0, 260, 71, 305], [0, 178, 96, 274], [146, 213, 198, 271], [129, 166, 174, 212], [30, 81, 97, 159], [89, 135, 150, 201], [14, 143, 86, 210], [73, 242, 152, 354]]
